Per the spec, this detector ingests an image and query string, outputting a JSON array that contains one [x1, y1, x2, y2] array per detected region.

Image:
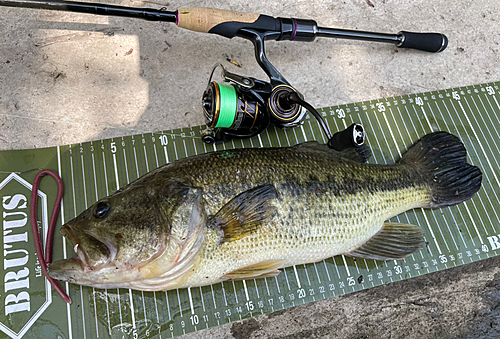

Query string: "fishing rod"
[[0, 0, 448, 150]]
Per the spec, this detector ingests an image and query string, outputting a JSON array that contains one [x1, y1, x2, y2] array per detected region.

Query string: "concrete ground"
[[1, 0, 499, 338]]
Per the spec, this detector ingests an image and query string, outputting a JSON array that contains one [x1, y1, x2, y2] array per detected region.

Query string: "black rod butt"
[[397, 31, 448, 53]]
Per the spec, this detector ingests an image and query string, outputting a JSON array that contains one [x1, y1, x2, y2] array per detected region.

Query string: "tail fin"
[[401, 131, 482, 209]]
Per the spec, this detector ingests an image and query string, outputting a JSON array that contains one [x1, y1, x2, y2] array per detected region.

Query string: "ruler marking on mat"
[[458, 101, 500, 188], [58, 146, 74, 339], [188, 287, 195, 315], [80, 151, 97, 338], [462, 97, 500, 232], [468, 95, 500, 164], [70, 154, 87, 339], [112, 154, 120, 189], [473, 95, 500, 165], [442, 98, 495, 237]]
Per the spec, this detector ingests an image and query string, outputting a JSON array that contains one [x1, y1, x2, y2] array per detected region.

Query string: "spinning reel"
[[0, 0, 449, 150], [201, 64, 365, 151]]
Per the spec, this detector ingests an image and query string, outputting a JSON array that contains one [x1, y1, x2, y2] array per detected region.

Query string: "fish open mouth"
[[47, 225, 86, 281], [51, 224, 113, 276], [59, 224, 88, 270], [50, 222, 115, 283]]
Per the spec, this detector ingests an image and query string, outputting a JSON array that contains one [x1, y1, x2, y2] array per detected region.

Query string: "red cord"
[[30, 169, 72, 304]]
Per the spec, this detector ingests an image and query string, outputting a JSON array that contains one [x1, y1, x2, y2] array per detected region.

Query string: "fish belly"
[[179, 181, 429, 288]]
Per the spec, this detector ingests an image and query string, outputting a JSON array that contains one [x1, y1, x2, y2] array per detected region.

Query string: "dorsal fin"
[[345, 222, 424, 261], [208, 185, 277, 244], [293, 141, 371, 163]]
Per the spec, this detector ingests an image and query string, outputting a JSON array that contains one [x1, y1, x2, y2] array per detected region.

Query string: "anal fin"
[[345, 222, 424, 261], [221, 260, 284, 280]]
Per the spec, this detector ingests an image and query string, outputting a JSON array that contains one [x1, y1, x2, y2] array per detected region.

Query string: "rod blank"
[[0, 0, 177, 22]]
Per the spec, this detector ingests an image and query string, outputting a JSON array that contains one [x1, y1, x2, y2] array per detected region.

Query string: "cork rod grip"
[[177, 7, 260, 33]]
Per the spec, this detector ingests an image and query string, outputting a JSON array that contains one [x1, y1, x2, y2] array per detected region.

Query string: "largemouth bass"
[[49, 132, 482, 291]]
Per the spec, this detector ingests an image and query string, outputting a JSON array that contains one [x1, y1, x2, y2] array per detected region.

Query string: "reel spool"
[[203, 82, 263, 131]]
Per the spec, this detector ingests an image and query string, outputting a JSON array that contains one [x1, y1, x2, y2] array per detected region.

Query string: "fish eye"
[[94, 201, 110, 219]]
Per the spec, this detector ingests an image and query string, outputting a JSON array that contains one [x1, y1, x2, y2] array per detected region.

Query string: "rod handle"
[[397, 31, 448, 53], [176, 7, 279, 38]]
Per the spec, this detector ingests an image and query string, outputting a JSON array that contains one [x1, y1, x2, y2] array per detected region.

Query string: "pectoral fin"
[[345, 222, 424, 261], [222, 260, 284, 280], [208, 185, 277, 244]]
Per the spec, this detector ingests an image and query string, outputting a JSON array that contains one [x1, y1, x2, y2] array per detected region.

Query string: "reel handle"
[[397, 31, 448, 53]]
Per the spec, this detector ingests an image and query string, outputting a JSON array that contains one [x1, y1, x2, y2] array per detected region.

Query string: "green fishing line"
[[215, 83, 237, 128]]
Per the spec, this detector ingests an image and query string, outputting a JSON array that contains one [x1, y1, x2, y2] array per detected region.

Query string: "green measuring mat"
[[1, 81, 499, 339]]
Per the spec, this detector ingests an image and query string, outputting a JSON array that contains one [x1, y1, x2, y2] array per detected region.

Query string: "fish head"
[[49, 178, 205, 288]]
